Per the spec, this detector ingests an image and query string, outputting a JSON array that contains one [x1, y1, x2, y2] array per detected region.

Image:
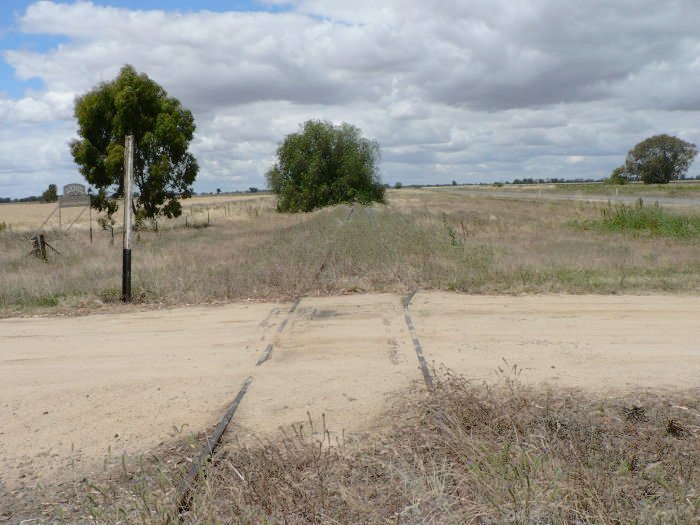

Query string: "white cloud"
[[1, 0, 700, 197]]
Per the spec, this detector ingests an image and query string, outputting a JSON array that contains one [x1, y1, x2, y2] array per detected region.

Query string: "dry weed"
[[190, 373, 699, 524], [2, 191, 700, 316], [16, 373, 699, 523]]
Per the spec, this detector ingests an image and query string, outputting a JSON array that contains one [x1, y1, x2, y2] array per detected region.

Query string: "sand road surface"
[[1, 292, 699, 508]]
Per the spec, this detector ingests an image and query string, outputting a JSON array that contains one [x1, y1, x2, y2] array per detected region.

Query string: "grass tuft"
[[583, 199, 700, 238]]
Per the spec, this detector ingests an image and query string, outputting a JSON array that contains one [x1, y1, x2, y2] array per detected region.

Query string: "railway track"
[[175, 205, 434, 517]]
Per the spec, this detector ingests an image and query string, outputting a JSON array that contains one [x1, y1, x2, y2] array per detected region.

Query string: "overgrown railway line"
[[3, 259, 699, 520], [174, 206, 435, 517]]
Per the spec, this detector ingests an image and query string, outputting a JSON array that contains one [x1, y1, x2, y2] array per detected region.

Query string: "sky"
[[1, 0, 700, 198]]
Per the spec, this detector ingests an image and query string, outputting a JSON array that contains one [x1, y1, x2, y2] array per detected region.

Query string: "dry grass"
[[443, 181, 700, 198], [0, 194, 272, 233], [2, 190, 700, 316], [34, 372, 700, 524], [392, 190, 700, 294]]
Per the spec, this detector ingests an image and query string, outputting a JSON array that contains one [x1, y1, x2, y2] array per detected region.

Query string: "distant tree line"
[[0, 195, 45, 203], [510, 177, 602, 185], [1, 186, 269, 203], [0, 184, 59, 203]]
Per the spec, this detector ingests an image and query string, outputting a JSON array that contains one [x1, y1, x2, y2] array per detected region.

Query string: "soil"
[[2, 292, 699, 517]]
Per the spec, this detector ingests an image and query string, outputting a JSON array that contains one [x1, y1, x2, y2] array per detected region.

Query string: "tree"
[[70, 65, 198, 220], [216, 188, 221, 194], [625, 134, 697, 184], [266, 120, 385, 212], [42, 184, 58, 202], [249, 187, 259, 193], [607, 165, 628, 185], [394, 181, 403, 189]]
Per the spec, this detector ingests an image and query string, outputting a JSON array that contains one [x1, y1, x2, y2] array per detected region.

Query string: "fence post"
[[39, 234, 47, 261]]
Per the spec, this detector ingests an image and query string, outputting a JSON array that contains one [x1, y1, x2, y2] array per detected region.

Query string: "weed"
[[579, 199, 700, 238]]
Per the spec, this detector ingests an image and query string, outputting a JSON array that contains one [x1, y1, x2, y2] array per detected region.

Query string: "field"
[[456, 180, 700, 198], [2, 188, 700, 315], [1, 188, 699, 523]]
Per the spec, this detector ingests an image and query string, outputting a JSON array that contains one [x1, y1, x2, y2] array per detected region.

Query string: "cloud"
[[1, 0, 700, 197]]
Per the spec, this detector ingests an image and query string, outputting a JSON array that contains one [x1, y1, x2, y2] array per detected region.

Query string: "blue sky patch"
[[0, 0, 287, 98]]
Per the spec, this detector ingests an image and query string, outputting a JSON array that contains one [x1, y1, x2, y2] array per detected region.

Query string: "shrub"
[[266, 120, 385, 212]]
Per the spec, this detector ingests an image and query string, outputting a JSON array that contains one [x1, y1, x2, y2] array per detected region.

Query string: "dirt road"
[[2, 292, 699, 508]]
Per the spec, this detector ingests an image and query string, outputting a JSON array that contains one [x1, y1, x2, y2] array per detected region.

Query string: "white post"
[[122, 135, 134, 301]]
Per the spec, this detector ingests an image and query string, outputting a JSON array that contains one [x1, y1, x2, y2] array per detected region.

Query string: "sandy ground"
[[410, 293, 700, 390], [2, 292, 699, 513]]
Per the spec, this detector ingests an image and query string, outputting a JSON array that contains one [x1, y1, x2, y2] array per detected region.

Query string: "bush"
[[266, 120, 385, 212]]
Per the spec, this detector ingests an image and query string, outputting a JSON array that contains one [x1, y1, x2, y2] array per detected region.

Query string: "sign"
[[59, 183, 90, 208]]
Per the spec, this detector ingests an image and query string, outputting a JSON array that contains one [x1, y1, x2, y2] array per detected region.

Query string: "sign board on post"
[[58, 183, 92, 241], [31, 182, 93, 243], [59, 184, 90, 208]]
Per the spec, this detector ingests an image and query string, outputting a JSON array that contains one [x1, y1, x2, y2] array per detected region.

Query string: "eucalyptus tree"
[[71, 65, 198, 220]]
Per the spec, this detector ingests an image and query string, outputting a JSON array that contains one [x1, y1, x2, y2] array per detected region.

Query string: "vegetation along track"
[[3, 293, 699, 521], [175, 207, 435, 515], [176, 294, 301, 515]]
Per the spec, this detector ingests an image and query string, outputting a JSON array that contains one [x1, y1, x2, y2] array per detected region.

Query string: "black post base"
[[122, 249, 131, 302]]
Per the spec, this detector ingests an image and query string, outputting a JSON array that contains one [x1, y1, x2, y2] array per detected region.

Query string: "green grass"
[[582, 199, 700, 238]]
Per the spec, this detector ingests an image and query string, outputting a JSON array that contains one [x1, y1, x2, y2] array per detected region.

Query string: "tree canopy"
[[42, 184, 58, 202], [70, 65, 198, 219], [607, 166, 628, 185], [266, 120, 385, 212], [625, 134, 697, 184]]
